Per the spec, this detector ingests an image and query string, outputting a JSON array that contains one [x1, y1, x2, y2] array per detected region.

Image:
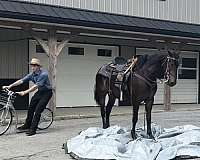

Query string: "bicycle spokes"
[[0, 109, 7, 124], [0, 108, 13, 135], [38, 108, 53, 130]]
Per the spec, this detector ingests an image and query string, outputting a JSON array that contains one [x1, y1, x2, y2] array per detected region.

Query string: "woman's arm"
[[17, 84, 38, 96]]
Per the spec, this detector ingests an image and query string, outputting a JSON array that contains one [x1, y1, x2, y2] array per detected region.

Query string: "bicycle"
[[0, 88, 53, 135]]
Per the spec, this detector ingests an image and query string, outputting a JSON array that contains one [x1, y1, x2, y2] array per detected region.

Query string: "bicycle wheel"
[[38, 108, 53, 130], [0, 107, 13, 135]]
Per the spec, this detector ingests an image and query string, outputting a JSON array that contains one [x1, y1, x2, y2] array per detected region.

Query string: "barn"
[[0, 0, 199, 109]]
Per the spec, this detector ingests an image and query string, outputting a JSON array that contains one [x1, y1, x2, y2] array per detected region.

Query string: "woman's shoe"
[[26, 129, 36, 136], [17, 124, 30, 133]]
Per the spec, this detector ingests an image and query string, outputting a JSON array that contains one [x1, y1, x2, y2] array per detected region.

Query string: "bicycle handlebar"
[[3, 88, 10, 92], [1, 88, 18, 97]]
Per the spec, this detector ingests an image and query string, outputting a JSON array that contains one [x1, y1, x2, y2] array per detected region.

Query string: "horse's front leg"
[[101, 107, 107, 129], [131, 104, 139, 140], [104, 95, 115, 128], [99, 95, 107, 129], [145, 98, 154, 139]]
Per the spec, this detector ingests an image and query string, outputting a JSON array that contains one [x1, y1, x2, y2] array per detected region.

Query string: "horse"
[[94, 51, 179, 140]]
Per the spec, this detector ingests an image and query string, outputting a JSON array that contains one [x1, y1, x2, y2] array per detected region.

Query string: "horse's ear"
[[173, 49, 180, 58], [167, 49, 173, 56], [176, 50, 181, 57], [168, 48, 180, 57]]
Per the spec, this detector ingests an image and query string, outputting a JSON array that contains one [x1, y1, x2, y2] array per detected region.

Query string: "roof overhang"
[[0, 0, 200, 50]]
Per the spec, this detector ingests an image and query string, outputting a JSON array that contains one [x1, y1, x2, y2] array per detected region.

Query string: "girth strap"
[[134, 73, 156, 88]]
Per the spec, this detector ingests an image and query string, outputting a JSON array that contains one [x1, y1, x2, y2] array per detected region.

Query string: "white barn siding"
[[19, 0, 200, 24], [172, 51, 199, 103], [0, 29, 28, 79], [171, 80, 197, 103]]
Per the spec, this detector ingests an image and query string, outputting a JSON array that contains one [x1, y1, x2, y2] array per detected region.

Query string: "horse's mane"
[[135, 54, 167, 79], [135, 54, 148, 70], [135, 54, 164, 69]]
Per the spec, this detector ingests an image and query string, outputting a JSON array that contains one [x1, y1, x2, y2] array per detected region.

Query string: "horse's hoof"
[[103, 125, 109, 129], [148, 134, 155, 140], [132, 135, 137, 140], [131, 131, 137, 140]]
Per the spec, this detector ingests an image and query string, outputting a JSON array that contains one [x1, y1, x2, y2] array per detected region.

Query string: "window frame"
[[177, 57, 197, 79], [68, 47, 85, 56], [36, 44, 45, 54], [97, 49, 112, 57]]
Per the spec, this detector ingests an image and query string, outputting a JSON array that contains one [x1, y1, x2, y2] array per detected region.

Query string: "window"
[[181, 58, 196, 68], [68, 47, 84, 55], [98, 49, 112, 57], [36, 45, 45, 53], [178, 58, 197, 79], [178, 69, 196, 79]]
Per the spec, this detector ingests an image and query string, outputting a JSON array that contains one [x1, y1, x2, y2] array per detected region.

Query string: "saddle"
[[98, 56, 138, 100], [109, 57, 128, 81], [111, 57, 137, 81]]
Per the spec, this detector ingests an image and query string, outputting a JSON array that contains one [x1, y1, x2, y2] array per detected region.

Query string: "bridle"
[[161, 55, 178, 83], [134, 54, 178, 88]]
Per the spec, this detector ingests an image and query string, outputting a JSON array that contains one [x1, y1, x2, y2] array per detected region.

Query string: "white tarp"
[[65, 124, 200, 160]]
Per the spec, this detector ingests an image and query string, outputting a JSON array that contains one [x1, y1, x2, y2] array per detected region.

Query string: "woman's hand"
[[2, 85, 11, 90], [16, 91, 25, 96]]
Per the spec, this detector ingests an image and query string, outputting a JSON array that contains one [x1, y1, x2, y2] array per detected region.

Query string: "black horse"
[[94, 51, 179, 140]]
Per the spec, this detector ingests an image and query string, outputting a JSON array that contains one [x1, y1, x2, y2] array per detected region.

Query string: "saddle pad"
[[97, 64, 114, 78]]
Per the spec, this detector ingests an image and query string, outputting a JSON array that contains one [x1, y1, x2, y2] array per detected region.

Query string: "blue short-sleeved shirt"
[[22, 69, 52, 91]]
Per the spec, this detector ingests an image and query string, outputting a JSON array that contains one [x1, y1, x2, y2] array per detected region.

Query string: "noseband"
[[162, 56, 178, 83]]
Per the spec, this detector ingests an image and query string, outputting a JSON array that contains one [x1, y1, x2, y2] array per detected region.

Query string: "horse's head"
[[162, 50, 179, 87]]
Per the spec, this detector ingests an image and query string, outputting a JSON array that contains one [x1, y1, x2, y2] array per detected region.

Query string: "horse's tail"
[[94, 74, 102, 106]]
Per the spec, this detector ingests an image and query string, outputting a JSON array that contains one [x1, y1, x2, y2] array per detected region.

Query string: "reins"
[[160, 56, 178, 84]]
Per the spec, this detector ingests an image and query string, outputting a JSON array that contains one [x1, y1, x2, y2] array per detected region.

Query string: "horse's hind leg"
[[104, 94, 115, 128], [131, 103, 139, 140], [145, 98, 154, 139]]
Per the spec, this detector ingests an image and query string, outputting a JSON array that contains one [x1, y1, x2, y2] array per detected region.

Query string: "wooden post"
[[164, 83, 171, 111], [48, 31, 79, 112], [48, 29, 57, 112]]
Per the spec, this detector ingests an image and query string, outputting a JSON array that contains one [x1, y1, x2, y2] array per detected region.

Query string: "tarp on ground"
[[64, 124, 200, 160]]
